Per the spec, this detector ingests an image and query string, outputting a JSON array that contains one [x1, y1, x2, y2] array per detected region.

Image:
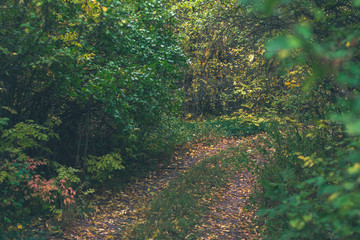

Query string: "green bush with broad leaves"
[[86, 153, 124, 182], [0, 0, 186, 233], [237, 0, 360, 239], [0, 0, 186, 170], [0, 119, 81, 232]]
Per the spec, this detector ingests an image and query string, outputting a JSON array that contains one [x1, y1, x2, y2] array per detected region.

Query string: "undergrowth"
[[253, 119, 360, 239], [185, 111, 266, 139], [1, 113, 262, 238], [107, 113, 264, 189]]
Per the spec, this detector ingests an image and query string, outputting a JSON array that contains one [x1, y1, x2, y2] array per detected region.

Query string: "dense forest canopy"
[[1, 0, 360, 238]]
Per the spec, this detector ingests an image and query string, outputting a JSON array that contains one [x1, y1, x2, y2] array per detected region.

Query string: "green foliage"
[[0, 120, 80, 233], [2, 0, 358, 237], [254, 121, 359, 239], [172, 0, 253, 116], [0, 118, 9, 130], [0, 0, 186, 184], [0, 0, 187, 232], [55, 165, 81, 184], [1, 120, 56, 150], [240, 0, 360, 239], [86, 153, 124, 182], [173, 0, 304, 117], [207, 112, 266, 137], [185, 112, 266, 141], [142, 115, 191, 159]]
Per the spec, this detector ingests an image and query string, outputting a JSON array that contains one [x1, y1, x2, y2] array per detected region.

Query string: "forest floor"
[[57, 135, 264, 239]]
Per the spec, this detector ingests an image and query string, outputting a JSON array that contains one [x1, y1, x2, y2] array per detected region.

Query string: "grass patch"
[[185, 112, 266, 140], [131, 146, 244, 239]]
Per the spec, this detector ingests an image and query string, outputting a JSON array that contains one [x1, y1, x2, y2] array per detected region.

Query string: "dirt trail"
[[194, 135, 265, 240], [61, 138, 243, 239], [193, 170, 258, 240]]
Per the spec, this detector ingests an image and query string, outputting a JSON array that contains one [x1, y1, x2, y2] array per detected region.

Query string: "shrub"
[[255, 119, 360, 239], [0, 119, 80, 233], [86, 153, 124, 182]]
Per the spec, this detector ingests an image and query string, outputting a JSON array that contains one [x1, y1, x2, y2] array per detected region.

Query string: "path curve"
[[61, 138, 242, 239]]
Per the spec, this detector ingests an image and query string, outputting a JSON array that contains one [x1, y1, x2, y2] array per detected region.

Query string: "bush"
[[0, 119, 81, 233], [255, 119, 360, 239]]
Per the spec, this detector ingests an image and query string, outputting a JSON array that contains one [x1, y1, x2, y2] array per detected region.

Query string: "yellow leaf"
[[56, 212, 62, 222], [329, 192, 339, 201], [348, 163, 360, 175]]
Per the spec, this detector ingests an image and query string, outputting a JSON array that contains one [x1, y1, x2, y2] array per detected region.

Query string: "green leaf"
[[295, 24, 312, 39], [290, 218, 305, 230]]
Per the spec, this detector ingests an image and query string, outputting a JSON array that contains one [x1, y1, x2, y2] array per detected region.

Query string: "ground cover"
[[57, 137, 252, 239]]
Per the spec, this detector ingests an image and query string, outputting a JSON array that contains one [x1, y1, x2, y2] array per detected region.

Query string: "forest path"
[[61, 136, 262, 239], [194, 135, 264, 239]]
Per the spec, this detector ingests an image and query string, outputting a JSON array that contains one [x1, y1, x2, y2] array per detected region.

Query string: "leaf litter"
[[56, 135, 266, 239]]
